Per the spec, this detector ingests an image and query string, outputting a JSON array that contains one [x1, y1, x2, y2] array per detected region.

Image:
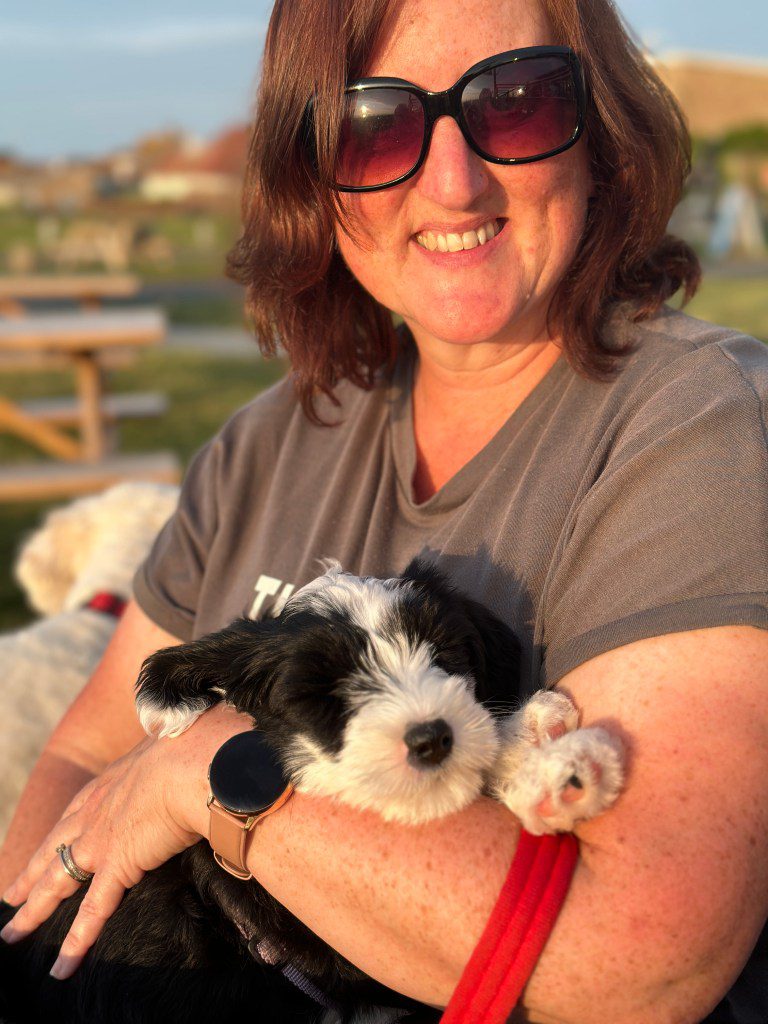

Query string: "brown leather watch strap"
[[208, 785, 295, 880]]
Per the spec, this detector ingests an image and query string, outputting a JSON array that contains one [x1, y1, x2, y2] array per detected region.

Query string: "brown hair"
[[227, 0, 701, 418]]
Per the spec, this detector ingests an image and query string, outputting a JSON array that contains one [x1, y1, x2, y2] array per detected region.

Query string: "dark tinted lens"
[[336, 88, 425, 189], [461, 56, 578, 160]]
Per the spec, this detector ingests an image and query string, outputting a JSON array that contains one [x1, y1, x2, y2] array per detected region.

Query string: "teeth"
[[416, 219, 500, 253]]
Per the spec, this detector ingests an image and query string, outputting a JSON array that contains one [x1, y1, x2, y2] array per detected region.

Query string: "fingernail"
[[50, 957, 66, 979], [0, 923, 21, 944], [50, 956, 76, 980]]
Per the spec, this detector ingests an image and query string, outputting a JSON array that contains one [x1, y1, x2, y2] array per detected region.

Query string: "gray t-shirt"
[[135, 305, 768, 700], [134, 304, 768, 1022]]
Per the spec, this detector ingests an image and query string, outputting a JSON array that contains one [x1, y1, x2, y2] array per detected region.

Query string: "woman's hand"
[[0, 703, 250, 980]]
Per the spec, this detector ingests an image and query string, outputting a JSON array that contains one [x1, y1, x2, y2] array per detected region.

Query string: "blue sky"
[[2, 0, 766, 160]]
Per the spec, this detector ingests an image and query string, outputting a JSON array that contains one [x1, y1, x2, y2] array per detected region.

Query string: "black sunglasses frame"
[[326, 45, 587, 193]]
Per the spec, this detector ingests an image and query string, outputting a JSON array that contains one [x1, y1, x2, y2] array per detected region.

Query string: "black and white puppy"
[[0, 560, 623, 1024]]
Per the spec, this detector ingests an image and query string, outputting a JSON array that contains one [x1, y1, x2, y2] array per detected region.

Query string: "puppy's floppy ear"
[[401, 557, 521, 701], [452, 592, 521, 702], [400, 557, 455, 597], [135, 618, 283, 737]]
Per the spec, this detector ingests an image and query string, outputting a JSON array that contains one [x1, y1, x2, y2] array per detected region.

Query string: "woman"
[[1, 0, 767, 1020]]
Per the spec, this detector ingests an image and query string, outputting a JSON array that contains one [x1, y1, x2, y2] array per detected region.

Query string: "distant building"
[[140, 125, 249, 204], [0, 159, 104, 212], [653, 53, 768, 138], [0, 153, 29, 209]]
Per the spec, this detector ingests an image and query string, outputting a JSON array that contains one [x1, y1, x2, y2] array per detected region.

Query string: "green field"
[[684, 273, 768, 342]]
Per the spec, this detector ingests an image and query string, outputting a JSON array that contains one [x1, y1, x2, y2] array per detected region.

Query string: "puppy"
[[0, 560, 622, 1024]]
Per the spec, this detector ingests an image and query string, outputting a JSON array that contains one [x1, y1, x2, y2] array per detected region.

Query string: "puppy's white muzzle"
[[290, 665, 500, 824]]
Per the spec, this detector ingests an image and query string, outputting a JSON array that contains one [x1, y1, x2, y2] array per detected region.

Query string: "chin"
[[399, 269, 547, 348], [406, 301, 538, 349]]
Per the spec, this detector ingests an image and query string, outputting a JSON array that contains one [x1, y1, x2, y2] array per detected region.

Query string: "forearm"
[[0, 752, 94, 891], [167, 630, 768, 1023], [250, 793, 519, 1004], [179, 733, 725, 1021], [235, 795, 737, 1023]]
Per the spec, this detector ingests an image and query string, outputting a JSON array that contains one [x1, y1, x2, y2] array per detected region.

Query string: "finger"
[[49, 878, 127, 980], [0, 853, 82, 943], [2, 820, 82, 907]]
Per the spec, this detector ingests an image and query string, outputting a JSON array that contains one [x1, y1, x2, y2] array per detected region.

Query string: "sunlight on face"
[[334, 0, 592, 358]]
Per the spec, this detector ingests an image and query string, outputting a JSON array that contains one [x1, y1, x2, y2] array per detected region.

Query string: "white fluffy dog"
[[0, 482, 179, 840]]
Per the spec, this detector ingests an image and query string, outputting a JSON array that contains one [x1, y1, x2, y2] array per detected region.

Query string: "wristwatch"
[[207, 730, 294, 880]]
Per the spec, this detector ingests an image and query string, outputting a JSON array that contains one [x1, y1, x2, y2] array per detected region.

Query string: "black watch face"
[[209, 731, 290, 815]]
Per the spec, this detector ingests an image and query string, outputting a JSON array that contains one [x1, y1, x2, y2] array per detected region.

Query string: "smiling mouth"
[[415, 218, 504, 253]]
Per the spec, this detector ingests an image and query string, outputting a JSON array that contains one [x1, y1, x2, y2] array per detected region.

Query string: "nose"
[[414, 116, 489, 209], [404, 718, 454, 768]]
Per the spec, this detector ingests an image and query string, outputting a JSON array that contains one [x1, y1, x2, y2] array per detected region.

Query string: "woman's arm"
[[4, 625, 766, 1024], [0, 601, 180, 891], [235, 624, 768, 1021]]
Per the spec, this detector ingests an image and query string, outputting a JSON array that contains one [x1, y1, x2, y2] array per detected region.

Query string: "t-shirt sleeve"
[[133, 434, 224, 641], [132, 376, 297, 640], [541, 337, 768, 685]]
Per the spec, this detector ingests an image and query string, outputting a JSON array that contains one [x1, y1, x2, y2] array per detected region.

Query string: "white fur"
[[135, 693, 209, 739], [285, 633, 500, 824], [0, 483, 179, 841], [491, 701, 625, 835], [289, 563, 408, 638]]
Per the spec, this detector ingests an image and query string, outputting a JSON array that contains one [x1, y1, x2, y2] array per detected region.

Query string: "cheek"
[[507, 151, 591, 269], [334, 194, 406, 301]]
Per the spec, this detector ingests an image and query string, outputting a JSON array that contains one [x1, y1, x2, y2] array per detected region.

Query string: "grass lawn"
[[0, 348, 286, 630], [684, 272, 768, 342]]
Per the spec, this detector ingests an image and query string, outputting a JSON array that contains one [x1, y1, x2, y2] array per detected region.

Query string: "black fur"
[[0, 560, 519, 1023]]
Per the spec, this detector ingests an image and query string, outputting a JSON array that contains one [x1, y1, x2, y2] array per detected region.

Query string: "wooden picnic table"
[[0, 307, 181, 501], [0, 274, 140, 315]]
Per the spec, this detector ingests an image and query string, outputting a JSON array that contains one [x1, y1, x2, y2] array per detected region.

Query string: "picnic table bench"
[[0, 274, 140, 315], [0, 286, 181, 501]]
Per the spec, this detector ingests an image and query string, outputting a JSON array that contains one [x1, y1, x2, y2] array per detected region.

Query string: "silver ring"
[[55, 843, 93, 885]]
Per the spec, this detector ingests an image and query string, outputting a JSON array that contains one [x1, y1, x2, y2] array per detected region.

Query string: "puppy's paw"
[[135, 691, 215, 739], [490, 726, 624, 835], [511, 689, 580, 745], [491, 690, 580, 781]]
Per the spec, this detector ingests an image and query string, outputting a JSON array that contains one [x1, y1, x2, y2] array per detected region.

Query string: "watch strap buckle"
[[212, 850, 254, 881]]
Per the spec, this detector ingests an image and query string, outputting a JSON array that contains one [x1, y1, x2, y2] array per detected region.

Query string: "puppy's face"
[[137, 561, 515, 825], [268, 565, 501, 825]]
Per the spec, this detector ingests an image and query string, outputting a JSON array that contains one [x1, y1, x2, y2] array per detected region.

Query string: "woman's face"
[[334, 0, 592, 356]]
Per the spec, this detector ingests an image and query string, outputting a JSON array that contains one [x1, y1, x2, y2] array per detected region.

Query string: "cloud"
[[0, 19, 266, 54]]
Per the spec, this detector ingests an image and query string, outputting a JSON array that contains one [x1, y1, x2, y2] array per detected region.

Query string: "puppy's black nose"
[[405, 719, 453, 768]]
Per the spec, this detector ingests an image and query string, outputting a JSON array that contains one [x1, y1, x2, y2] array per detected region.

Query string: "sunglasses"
[[324, 45, 587, 192]]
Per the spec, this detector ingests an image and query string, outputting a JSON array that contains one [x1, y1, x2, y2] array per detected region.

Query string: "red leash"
[[441, 831, 579, 1024]]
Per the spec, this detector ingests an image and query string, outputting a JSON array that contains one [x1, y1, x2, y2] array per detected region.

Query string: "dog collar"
[[84, 593, 128, 618]]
